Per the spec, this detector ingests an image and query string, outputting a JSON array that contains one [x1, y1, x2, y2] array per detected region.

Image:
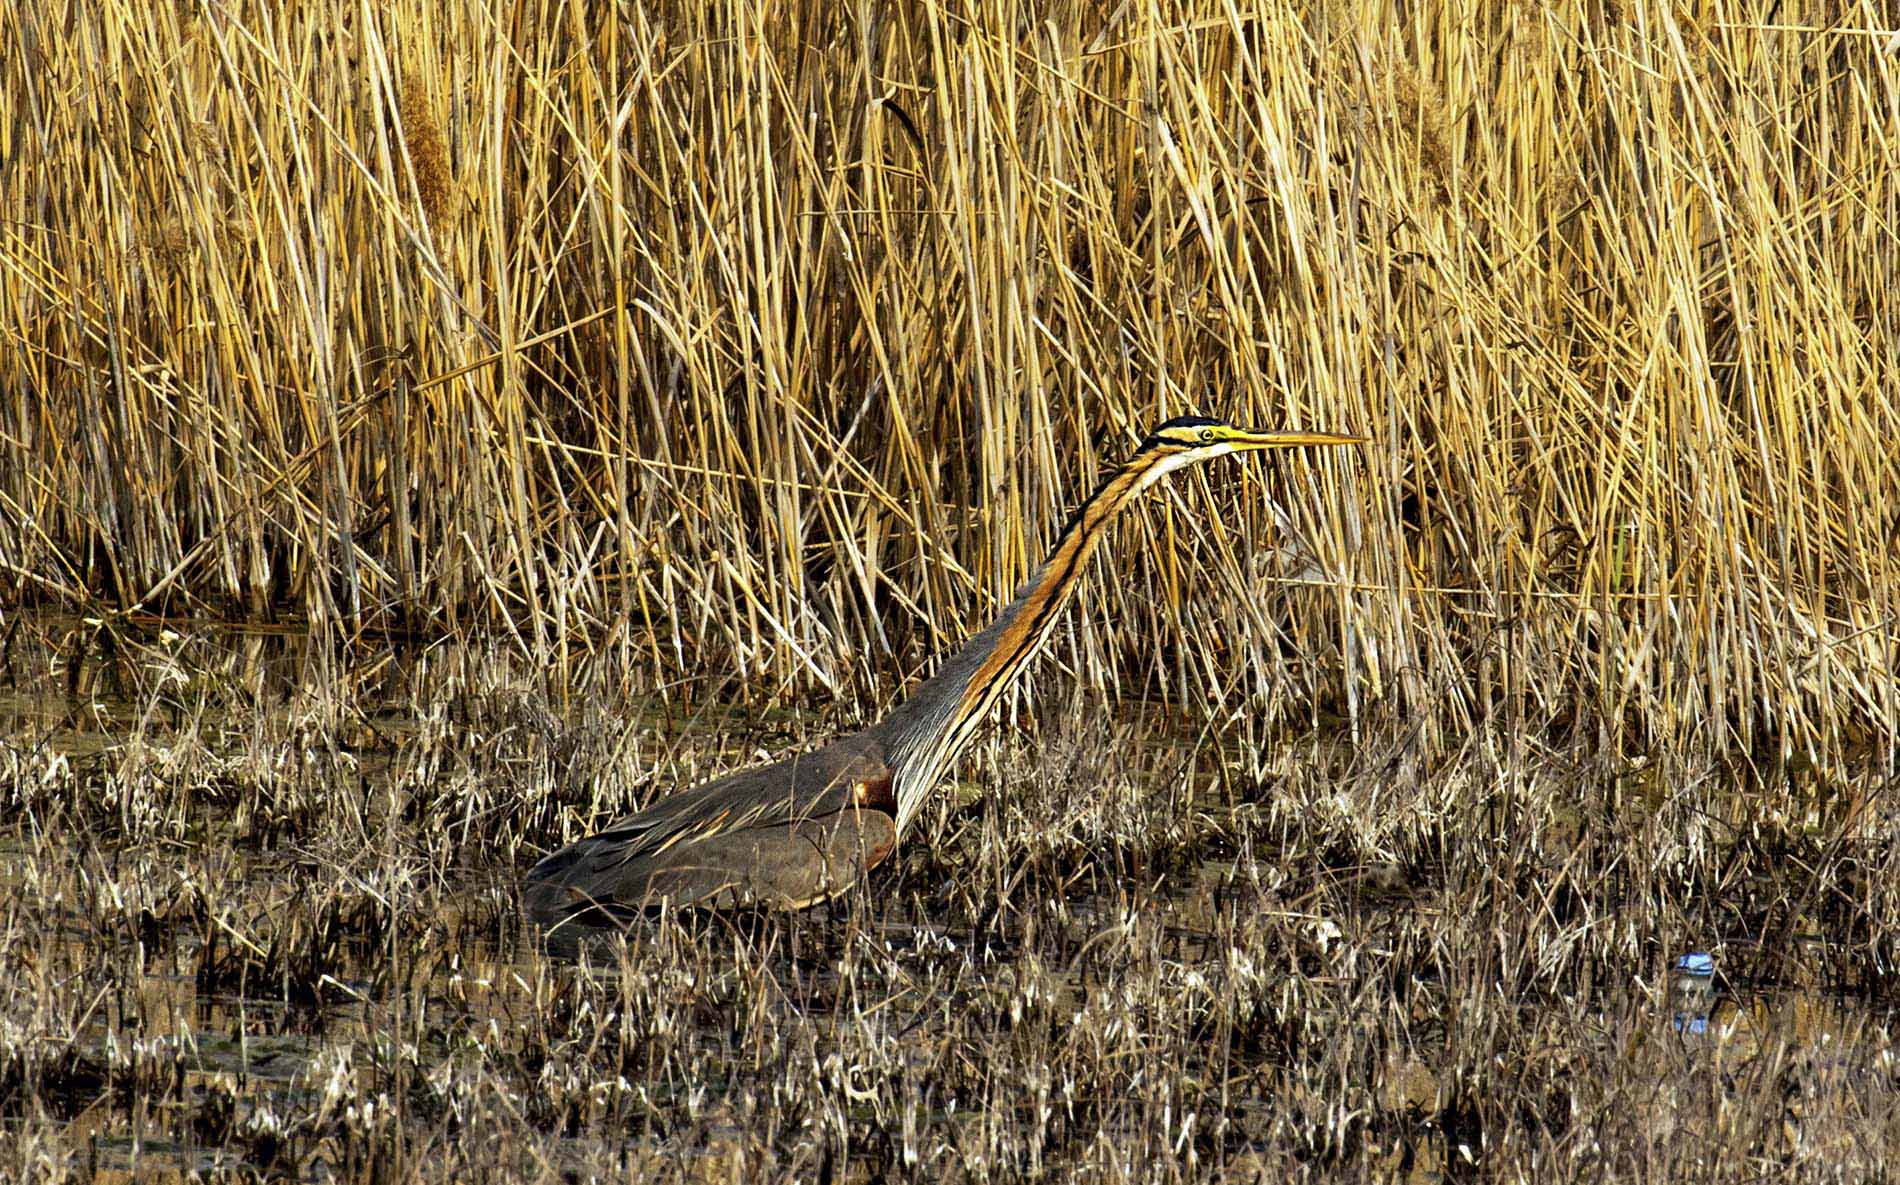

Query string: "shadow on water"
[[0, 614, 1894, 1181]]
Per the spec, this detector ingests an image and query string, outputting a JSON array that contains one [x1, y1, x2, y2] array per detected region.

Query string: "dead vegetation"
[[3, 0, 1894, 760], [2, 0, 1898, 1179], [0, 622, 1895, 1181]]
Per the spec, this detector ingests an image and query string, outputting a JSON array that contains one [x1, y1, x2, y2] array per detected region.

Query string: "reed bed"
[[3, 0, 1900, 1179], [2, 0, 1894, 768]]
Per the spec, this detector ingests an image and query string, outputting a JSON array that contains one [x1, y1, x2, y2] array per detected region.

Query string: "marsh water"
[[2, 617, 1894, 1182]]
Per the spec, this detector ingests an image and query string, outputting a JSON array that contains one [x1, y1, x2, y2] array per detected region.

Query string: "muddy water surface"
[[2, 617, 1894, 1182]]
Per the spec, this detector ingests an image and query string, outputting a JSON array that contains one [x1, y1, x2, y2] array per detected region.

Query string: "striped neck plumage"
[[873, 447, 1190, 833]]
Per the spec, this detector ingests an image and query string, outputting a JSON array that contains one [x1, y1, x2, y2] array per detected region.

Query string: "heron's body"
[[521, 734, 897, 919], [523, 417, 1362, 927]]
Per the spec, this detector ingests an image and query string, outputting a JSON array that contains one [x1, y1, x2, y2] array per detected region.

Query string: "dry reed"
[[2, 0, 1892, 773], [2, 0, 1899, 1179]]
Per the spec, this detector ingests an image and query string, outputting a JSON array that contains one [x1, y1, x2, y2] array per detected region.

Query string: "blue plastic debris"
[[1671, 951, 1715, 1035]]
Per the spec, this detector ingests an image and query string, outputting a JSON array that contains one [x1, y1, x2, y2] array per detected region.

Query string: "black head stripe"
[[1142, 414, 1229, 449]]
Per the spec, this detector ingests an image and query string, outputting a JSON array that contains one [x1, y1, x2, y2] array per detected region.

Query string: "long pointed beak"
[[1222, 427, 1369, 451]]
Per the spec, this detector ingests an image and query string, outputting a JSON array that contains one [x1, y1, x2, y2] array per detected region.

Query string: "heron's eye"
[[1199, 427, 1216, 443]]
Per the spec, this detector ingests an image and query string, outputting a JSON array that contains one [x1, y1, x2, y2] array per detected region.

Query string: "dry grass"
[[0, 626, 1896, 1181], [2, 0, 1898, 1179], [2, 0, 1894, 765]]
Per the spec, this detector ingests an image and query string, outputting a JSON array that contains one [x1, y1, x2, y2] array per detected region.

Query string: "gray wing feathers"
[[522, 733, 891, 916]]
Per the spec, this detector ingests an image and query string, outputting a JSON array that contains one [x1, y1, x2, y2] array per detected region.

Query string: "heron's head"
[[1133, 415, 1366, 487]]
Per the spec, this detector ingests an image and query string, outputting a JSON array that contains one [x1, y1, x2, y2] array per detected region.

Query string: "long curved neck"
[[872, 449, 1187, 832]]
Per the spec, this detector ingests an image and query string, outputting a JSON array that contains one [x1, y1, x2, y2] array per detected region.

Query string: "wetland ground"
[[0, 617, 1893, 1183], [6, 1, 1900, 1179]]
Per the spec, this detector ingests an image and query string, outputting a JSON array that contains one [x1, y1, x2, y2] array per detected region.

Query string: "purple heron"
[[523, 416, 1363, 926]]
